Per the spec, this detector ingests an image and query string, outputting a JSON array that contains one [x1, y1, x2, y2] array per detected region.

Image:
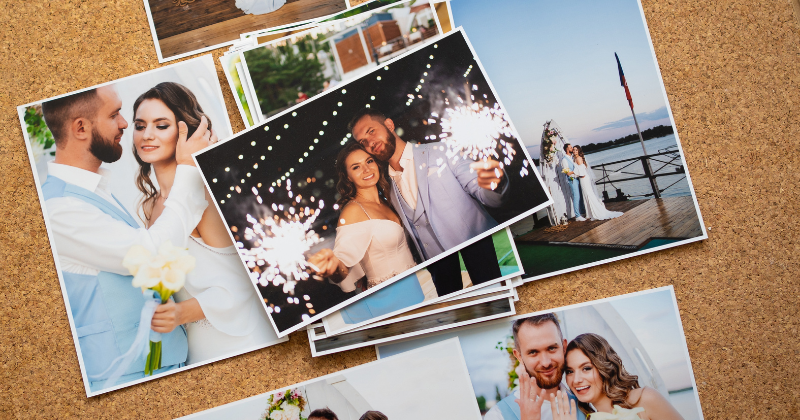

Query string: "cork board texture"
[[1, 0, 798, 418]]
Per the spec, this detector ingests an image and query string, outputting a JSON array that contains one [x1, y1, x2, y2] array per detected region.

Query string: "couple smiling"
[[40, 82, 274, 390], [308, 108, 510, 318], [485, 314, 684, 420]]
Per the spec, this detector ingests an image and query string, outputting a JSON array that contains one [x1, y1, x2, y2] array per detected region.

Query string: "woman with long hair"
[[552, 333, 684, 420], [571, 146, 623, 221], [132, 81, 277, 364], [308, 142, 427, 322]]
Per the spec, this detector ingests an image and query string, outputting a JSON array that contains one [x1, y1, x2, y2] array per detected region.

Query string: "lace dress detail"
[[333, 202, 418, 292]]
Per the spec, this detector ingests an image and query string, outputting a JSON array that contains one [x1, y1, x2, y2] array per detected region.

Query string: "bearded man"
[[40, 85, 212, 391], [484, 313, 586, 420], [348, 108, 510, 296]]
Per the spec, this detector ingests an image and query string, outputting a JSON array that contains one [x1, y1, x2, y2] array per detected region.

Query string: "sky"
[[450, 0, 674, 156]]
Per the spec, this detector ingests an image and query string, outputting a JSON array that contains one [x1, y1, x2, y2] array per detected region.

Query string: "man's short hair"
[[309, 408, 338, 420], [41, 88, 102, 147], [512, 313, 563, 350], [347, 108, 387, 134], [563, 143, 571, 153]]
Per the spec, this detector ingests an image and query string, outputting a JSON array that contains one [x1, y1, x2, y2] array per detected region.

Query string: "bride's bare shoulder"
[[337, 202, 370, 226]]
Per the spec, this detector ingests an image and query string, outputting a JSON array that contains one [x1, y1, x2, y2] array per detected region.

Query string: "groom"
[[562, 144, 585, 221], [40, 85, 211, 391], [484, 313, 586, 420], [348, 108, 508, 296]]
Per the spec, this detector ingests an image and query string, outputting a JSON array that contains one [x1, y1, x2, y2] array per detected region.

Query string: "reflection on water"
[[668, 388, 702, 420], [584, 134, 691, 199]]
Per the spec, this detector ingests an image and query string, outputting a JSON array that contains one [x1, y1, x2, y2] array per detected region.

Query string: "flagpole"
[[631, 107, 647, 155], [616, 52, 660, 198]]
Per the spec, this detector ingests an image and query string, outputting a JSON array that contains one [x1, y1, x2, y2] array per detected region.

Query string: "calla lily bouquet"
[[123, 241, 195, 375]]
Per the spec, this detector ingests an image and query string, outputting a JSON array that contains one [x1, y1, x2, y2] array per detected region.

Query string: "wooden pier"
[[517, 196, 702, 249]]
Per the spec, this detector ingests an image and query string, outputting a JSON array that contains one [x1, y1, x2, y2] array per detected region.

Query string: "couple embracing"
[[309, 108, 511, 316], [485, 314, 684, 420], [40, 82, 273, 391]]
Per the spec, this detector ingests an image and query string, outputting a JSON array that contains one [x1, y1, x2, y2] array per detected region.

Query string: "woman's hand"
[[151, 298, 204, 333], [307, 249, 344, 278], [515, 369, 546, 420], [550, 390, 578, 420]]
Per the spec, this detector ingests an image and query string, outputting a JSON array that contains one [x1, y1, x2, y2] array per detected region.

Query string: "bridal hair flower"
[[588, 405, 645, 420]]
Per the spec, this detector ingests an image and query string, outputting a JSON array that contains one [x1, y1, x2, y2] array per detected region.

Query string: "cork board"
[[1, 0, 798, 418]]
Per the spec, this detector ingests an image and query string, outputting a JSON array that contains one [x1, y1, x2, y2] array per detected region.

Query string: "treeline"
[[581, 125, 674, 154]]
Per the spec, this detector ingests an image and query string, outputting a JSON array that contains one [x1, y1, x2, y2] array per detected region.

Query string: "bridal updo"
[[566, 333, 641, 415], [132, 82, 211, 222], [334, 141, 392, 207]]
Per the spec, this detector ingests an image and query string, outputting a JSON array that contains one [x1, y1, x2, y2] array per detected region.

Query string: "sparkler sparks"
[[438, 102, 516, 164], [238, 198, 325, 296]]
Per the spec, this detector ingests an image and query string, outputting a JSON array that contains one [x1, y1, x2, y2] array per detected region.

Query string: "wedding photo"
[[180, 339, 482, 419], [144, 0, 348, 61], [240, 0, 441, 119], [17, 56, 286, 397], [447, 0, 706, 281], [378, 287, 704, 420], [320, 228, 521, 336], [194, 29, 552, 336]]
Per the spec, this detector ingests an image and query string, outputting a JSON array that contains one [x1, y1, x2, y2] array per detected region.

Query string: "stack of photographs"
[[15, 0, 707, 416]]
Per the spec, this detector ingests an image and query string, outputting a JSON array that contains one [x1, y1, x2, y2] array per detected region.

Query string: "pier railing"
[[591, 148, 685, 200]]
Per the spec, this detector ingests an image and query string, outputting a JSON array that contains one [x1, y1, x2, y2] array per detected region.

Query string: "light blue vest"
[[42, 175, 188, 390], [393, 182, 445, 260], [495, 389, 586, 420]]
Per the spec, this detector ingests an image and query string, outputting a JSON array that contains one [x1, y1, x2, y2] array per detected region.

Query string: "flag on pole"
[[615, 52, 634, 109]]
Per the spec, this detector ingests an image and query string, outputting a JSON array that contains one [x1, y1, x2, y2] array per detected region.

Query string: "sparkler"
[[238, 198, 325, 296], [437, 102, 517, 165]]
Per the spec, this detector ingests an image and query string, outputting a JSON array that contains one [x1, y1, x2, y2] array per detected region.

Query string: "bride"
[[308, 142, 425, 320], [550, 333, 684, 420], [572, 146, 623, 221], [132, 82, 277, 364]]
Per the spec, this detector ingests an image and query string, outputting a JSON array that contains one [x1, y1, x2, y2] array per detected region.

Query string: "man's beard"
[[89, 127, 123, 163], [523, 360, 564, 390], [372, 123, 396, 162]]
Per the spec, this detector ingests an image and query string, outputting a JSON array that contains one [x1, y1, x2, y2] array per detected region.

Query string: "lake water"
[[669, 388, 703, 420], [582, 134, 691, 199]]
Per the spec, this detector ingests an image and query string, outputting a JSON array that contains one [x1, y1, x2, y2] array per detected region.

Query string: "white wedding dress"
[[574, 164, 624, 221], [174, 236, 279, 365], [235, 0, 286, 15], [332, 203, 417, 293]]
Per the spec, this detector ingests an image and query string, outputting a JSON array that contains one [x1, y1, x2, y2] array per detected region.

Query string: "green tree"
[[245, 35, 325, 116]]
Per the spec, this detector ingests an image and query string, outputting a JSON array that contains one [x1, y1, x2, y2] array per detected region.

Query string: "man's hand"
[[151, 300, 183, 333], [176, 116, 212, 166], [550, 390, 578, 420], [515, 370, 546, 420], [470, 159, 505, 191]]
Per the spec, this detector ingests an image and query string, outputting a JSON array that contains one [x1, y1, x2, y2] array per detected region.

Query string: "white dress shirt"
[[483, 382, 573, 420], [387, 142, 418, 209], [45, 162, 208, 276], [561, 155, 575, 173]]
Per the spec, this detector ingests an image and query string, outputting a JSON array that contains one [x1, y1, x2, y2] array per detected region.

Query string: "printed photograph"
[[378, 287, 704, 420], [448, 0, 706, 280], [17, 56, 286, 396], [241, 0, 441, 119], [308, 283, 516, 357], [320, 228, 521, 336], [194, 29, 551, 336], [144, 0, 348, 61], [180, 339, 482, 420]]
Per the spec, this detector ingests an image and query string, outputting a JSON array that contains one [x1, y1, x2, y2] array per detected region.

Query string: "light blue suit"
[[562, 155, 585, 217], [495, 388, 586, 420], [42, 176, 188, 392], [389, 142, 510, 261]]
